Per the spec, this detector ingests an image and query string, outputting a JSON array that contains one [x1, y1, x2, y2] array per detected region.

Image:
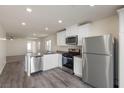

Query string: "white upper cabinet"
[[56, 23, 91, 46], [77, 24, 91, 46], [66, 24, 78, 37], [57, 31, 66, 46], [66, 23, 90, 46]]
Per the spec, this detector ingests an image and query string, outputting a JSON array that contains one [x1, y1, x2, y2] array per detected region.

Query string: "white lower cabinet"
[[42, 54, 62, 71], [58, 54, 62, 68], [74, 56, 82, 78]]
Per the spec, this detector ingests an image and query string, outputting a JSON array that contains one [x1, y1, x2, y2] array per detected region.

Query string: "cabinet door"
[[58, 54, 62, 68], [66, 24, 78, 37], [74, 57, 82, 77], [78, 24, 90, 46], [66, 27, 72, 37], [43, 54, 59, 71], [57, 31, 66, 46]]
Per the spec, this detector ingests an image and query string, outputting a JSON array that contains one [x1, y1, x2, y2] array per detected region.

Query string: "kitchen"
[[25, 21, 115, 87], [0, 5, 124, 88]]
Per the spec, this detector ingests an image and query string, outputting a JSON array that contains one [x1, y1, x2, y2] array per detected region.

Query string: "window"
[[45, 40, 51, 52], [27, 41, 40, 53], [27, 41, 32, 52], [37, 41, 41, 50]]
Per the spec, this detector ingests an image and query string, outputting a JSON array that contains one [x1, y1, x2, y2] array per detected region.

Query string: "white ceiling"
[[0, 5, 122, 38]]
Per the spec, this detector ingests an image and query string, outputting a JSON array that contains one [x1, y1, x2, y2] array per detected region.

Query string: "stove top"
[[62, 48, 80, 57], [62, 52, 80, 57]]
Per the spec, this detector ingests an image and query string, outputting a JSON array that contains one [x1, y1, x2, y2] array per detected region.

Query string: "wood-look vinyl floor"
[[0, 59, 90, 88]]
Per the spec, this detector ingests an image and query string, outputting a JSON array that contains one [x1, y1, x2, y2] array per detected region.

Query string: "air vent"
[[6, 33, 16, 40], [57, 28, 66, 32], [78, 21, 91, 26]]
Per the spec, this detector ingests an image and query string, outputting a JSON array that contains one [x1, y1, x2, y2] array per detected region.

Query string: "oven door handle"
[[66, 57, 73, 60], [63, 56, 73, 60]]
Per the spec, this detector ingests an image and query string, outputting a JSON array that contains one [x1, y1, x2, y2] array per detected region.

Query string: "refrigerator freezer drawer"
[[82, 54, 113, 88]]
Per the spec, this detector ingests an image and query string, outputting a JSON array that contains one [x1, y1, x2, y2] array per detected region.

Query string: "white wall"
[[90, 15, 118, 38], [6, 39, 27, 56], [0, 25, 6, 74], [6, 39, 42, 56]]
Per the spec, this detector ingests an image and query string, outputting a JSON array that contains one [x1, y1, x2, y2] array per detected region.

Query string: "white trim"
[[0, 62, 6, 75]]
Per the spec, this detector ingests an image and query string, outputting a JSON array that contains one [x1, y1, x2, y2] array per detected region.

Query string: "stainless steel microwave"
[[66, 35, 78, 45]]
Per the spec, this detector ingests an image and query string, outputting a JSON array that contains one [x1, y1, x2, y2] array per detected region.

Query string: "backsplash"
[[57, 45, 82, 52]]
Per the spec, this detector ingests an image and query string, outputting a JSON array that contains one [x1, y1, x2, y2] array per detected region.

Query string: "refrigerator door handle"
[[82, 54, 88, 82], [82, 38, 86, 52]]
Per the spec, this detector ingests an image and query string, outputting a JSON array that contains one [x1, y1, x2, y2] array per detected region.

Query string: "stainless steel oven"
[[62, 48, 80, 74], [66, 35, 78, 45], [62, 56, 73, 70]]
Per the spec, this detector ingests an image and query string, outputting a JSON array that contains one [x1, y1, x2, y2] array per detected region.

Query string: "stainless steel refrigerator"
[[82, 34, 114, 88]]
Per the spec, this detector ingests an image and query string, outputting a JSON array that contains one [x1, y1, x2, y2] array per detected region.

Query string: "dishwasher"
[[30, 56, 42, 73]]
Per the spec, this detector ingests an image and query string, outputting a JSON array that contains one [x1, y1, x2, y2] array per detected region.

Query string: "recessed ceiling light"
[[45, 27, 49, 31], [58, 20, 63, 23], [26, 8, 32, 13], [0, 38, 6, 40], [33, 33, 36, 36], [90, 5, 95, 6], [26, 37, 38, 40], [21, 22, 26, 26], [38, 34, 48, 37]]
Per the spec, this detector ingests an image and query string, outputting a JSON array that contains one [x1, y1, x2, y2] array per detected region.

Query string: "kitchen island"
[[25, 52, 62, 76]]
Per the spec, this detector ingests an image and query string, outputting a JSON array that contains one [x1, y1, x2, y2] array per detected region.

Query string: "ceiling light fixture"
[[33, 33, 36, 36], [45, 27, 49, 31], [21, 22, 26, 26], [10, 38, 13, 40], [58, 20, 63, 23], [90, 5, 95, 6], [26, 8, 32, 13]]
